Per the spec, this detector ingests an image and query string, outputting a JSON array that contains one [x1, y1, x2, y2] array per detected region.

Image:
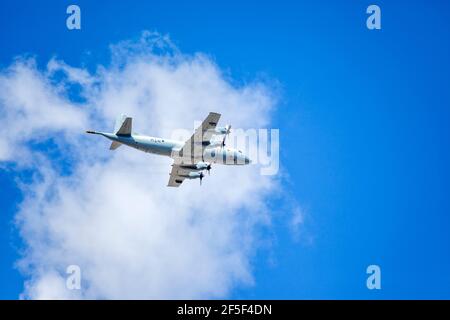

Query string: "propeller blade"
[[221, 125, 231, 148], [222, 124, 231, 148]]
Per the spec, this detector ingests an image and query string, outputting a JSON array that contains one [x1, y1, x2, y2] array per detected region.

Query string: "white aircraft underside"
[[86, 112, 251, 187]]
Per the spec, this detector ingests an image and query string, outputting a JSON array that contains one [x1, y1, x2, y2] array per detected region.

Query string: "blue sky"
[[1, 0, 450, 299]]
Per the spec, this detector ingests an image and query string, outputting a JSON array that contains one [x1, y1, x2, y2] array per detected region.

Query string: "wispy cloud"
[[1, 32, 281, 299]]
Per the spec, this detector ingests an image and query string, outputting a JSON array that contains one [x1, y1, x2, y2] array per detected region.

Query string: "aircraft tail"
[[114, 114, 132, 136], [108, 114, 133, 151], [86, 115, 133, 151]]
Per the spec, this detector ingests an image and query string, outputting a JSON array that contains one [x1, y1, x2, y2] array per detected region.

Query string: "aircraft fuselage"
[[93, 132, 250, 165]]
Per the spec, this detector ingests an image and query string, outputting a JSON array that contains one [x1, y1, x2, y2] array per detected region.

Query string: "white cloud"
[[0, 58, 87, 164], [1, 32, 279, 299]]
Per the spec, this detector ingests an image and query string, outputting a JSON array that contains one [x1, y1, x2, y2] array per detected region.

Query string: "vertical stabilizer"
[[114, 114, 132, 136]]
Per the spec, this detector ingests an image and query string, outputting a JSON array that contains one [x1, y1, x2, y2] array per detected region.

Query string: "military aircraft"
[[86, 112, 251, 187]]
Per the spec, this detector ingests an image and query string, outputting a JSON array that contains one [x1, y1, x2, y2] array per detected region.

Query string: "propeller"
[[206, 163, 212, 175], [199, 172, 204, 186], [221, 125, 232, 148]]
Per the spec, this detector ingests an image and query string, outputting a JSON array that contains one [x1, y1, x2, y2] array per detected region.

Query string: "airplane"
[[86, 112, 251, 187]]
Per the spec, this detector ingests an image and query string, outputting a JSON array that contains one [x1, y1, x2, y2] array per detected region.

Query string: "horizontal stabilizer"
[[109, 141, 122, 150]]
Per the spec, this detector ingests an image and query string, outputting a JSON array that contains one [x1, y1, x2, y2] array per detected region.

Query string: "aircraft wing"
[[168, 112, 220, 186], [179, 112, 221, 161], [167, 163, 193, 187]]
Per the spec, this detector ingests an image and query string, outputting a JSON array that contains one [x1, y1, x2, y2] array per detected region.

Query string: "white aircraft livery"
[[86, 112, 251, 187]]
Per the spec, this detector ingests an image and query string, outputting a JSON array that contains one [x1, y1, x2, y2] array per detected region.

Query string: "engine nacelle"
[[183, 172, 203, 180], [195, 161, 210, 170], [180, 161, 210, 171], [215, 125, 231, 135]]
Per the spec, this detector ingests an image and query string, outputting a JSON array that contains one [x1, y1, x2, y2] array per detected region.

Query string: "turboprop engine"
[[180, 161, 212, 174], [215, 125, 232, 135], [180, 171, 205, 185], [216, 125, 231, 147]]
